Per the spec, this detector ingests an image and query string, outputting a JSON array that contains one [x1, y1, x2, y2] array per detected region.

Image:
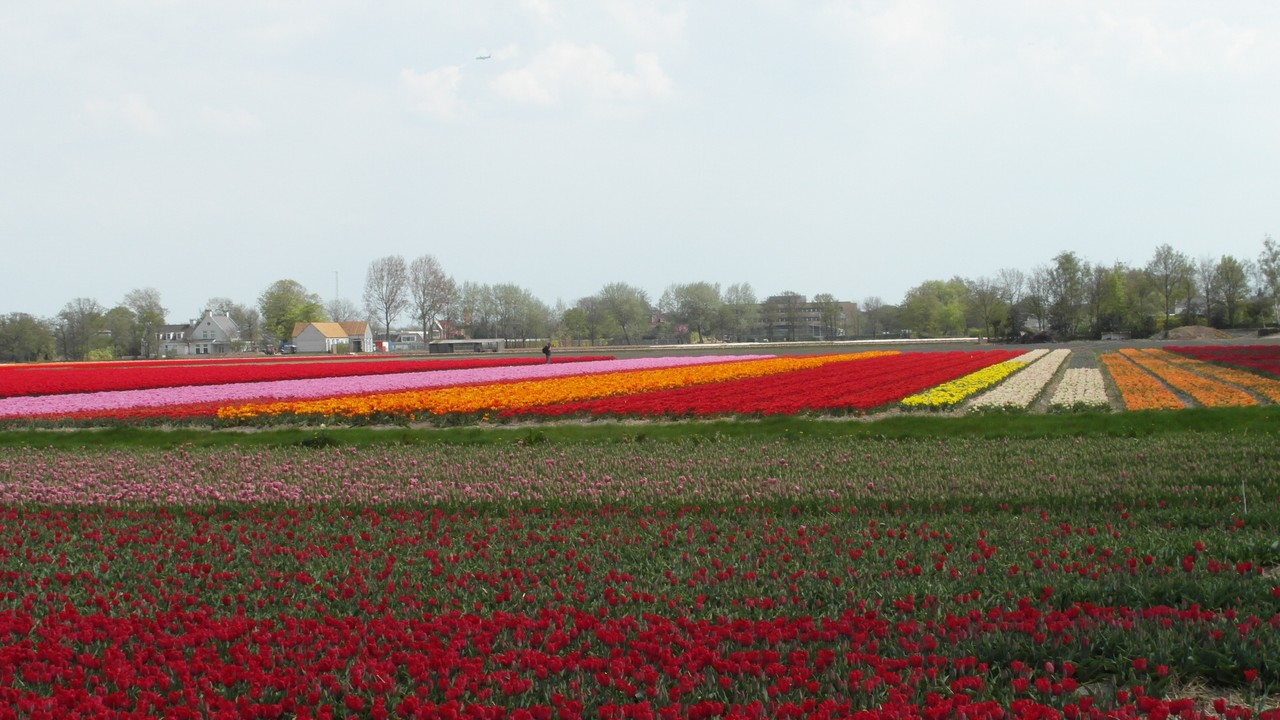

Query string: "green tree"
[[258, 280, 326, 346], [573, 296, 612, 345], [1212, 255, 1252, 328], [1086, 263, 1133, 337], [663, 282, 722, 342], [597, 282, 651, 345], [900, 279, 967, 337], [101, 305, 138, 359], [558, 307, 590, 345], [1044, 251, 1088, 338], [0, 313, 56, 362], [1123, 266, 1159, 337]]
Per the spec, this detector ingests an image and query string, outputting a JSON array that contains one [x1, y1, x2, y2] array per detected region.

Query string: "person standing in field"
[[542, 341, 552, 363]]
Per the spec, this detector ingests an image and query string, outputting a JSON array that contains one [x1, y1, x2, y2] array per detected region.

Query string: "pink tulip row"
[[0, 355, 772, 419]]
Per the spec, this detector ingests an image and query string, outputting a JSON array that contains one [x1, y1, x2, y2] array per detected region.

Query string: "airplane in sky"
[[476, 54, 491, 60]]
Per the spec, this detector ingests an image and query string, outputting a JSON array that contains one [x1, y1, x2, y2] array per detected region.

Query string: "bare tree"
[[408, 254, 457, 342], [812, 293, 843, 340], [1258, 235, 1280, 324], [1197, 255, 1220, 325], [862, 296, 884, 337], [995, 267, 1027, 338], [325, 297, 362, 323], [721, 282, 759, 341], [363, 255, 410, 340], [205, 296, 261, 349], [123, 287, 167, 358], [965, 277, 1003, 341], [56, 297, 105, 361]]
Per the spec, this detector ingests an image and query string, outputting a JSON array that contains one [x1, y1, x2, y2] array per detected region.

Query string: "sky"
[[2, 1, 1278, 323]]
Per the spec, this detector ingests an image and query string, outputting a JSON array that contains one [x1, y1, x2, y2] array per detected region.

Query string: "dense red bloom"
[[506, 351, 1021, 417]]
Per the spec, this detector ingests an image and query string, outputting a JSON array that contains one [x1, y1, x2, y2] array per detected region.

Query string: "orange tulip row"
[[217, 352, 895, 421], [1157, 348, 1280, 402], [1115, 349, 1255, 408], [1099, 353, 1183, 411]]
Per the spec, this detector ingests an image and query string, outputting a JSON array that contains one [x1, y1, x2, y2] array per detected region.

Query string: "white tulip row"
[[965, 348, 1068, 412], [1048, 367, 1111, 412]]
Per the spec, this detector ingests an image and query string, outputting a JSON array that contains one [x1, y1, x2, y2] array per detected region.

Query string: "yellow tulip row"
[[217, 352, 897, 421], [900, 358, 1030, 410]]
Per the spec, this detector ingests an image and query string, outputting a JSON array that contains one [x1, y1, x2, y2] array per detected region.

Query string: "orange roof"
[[294, 322, 348, 339], [338, 321, 369, 336]]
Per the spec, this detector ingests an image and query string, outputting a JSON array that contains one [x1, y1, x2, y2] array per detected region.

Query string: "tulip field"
[[4, 344, 1280, 426], [1, 344, 1279, 718]]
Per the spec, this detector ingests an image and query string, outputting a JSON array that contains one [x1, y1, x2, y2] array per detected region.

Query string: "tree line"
[[881, 237, 1277, 342], [1, 237, 1275, 362]]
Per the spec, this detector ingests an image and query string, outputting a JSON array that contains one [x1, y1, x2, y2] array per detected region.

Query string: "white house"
[[156, 312, 242, 356], [292, 321, 375, 353]]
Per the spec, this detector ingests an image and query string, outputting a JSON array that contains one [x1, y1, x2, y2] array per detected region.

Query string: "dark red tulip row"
[[1167, 345, 1280, 376], [506, 350, 1022, 418]]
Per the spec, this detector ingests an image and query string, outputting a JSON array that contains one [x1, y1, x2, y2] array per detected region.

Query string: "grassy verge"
[[2, 405, 1279, 451]]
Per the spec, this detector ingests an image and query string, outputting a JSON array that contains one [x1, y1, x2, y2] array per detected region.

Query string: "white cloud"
[[237, 12, 332, 48], [522, 0, 556, 23], [1094, 12, 1263, 77], [603, 0, 687, 45], [492, 42, 672, 107], [400, 65, 466, 120], [83, 93, 163, 134], [199, 106, 262, 134]]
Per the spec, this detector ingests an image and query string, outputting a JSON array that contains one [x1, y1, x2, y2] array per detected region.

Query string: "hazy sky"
[[3, 1, 1277, 322]]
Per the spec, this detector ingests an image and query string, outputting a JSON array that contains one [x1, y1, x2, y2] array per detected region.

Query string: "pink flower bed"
[[0, 355, 772, 420]]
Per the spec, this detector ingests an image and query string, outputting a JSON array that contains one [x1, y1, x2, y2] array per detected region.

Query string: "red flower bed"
[[0, 356, 610, 398], [2, 604, 1266, 719], [507, 350, 1021, 417], [0, 503, 1273, 718], [1167, 345, 1280, 376]]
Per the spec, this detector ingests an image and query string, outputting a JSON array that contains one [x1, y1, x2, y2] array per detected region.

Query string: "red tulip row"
[[1167, 345, 1280, 376], [1, 602, 1270, 720], [0, 501, 1272, 718], [0, 356, 609, 398], [506, 350, 1022, 418]]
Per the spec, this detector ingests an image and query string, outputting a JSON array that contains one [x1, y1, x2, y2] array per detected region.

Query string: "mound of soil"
[[1166, 325, 1232, 340]]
